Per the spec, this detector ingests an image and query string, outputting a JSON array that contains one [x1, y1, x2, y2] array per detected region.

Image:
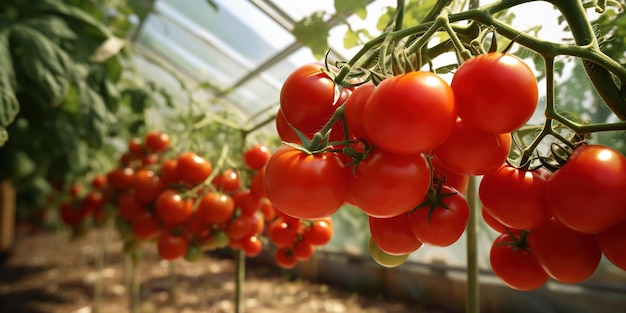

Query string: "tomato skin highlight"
[[490, 233, 548, 291], [344, 82, 374, 140], [349, 147, 430, 218], [432, 119, 512, 175], [479, 165, 552, 230], [264, 145, 349, 220], [451, 52, 538, 134], [527, 219, 602, 284], [363, 71, 456, 155], [545, 144, 626, 234]]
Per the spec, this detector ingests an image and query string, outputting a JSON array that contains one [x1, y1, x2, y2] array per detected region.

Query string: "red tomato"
[[363, 71, 456, 155], [264, 145, 349, 219], [81, 191, 105, 216], [196, 192, 235, 225], [451, 52, 538, 134], [131, 211, 161, 240], [432, 119, 511, 175], [368, 236, 409, 268], [527, 218, 602, 284], [232, 189, 262, 216], [176, 152, 212, 185], [133, 169, 166, 205], [157, 233, 189, 261], [479, 164, 552, 230], [293, 241, 315, 260], [545, 144, 626, 234], [430, 157, 469, 194], [244, 145, 272, 170], [268, 219, 299, 247], [344, 82, 374, 140], [481, 206, 507, 233], [490, 232, 548, 291], [240, 235, 263, 257], [107, 167, 135, 190], [369, 213, 423, 256], [302, 218, 333, 246], [280, 63, 350, 135], [117, 191, 144, 221], [274, 247, 297, 269], [249, 167, 267, 199], [91, 175, 108, 189], [211, 169, 241, 192], [348, 147, 430, 218], [159, 158, 179, 185], [407, 186, 469, 247], [59, 202, 85, 226], [155, 190, 193, 225], [145, 131, 170, 152], [128, 137, 142, 155], [275, 109, 301, 144], [259, 198, 277, 222], [597, 220, 626, 271], [226, 215, 252, 240]]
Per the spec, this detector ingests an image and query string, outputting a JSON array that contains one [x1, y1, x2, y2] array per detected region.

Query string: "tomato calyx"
[[496, 229, 531, 253], [408, 182, 457, 224]]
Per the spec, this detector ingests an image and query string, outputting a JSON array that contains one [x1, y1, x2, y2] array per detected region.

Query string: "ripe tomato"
[[479, 164, 552, 230], [481, 206, 507, 233], [344, 82, 374, 140], [545, 144, 626, 234], [430, 157, 468, 194], [367, 236, 409, 268], [249, 167, 267, 199], [145, 131, 170, 152], [363, 71, 456, 155], [407, 186, 469, 247], [159, 158, 179, 185], [280, 63, 350, 135], [489, 233, 548, 291], [451, 52, 538, 134], [259, 198, 277, 222], [81, 191, 105, 215], [226, 215, 252, 240], [264, 145, 349, 219], [369, 213, 423, 256], [232, 189, 262, 216], [133, 169, 166, 205], [107, 167, 135, 190], [244, 145, 272, 170], [211, 169, 241, 192], [597, 220, 626, 271], [176, 152, 212, 185], [131, 211, 161, 240], [293, 241, 315, 260], [268, 219, 299, 247], [527, 218, 602, 284], [59, 202, 85, 226], [196, 192, 235, 225], [274, 247, 297, 269], [91, 175, 108, 189], [157, 233, 189, 261], [240, 235, 263, 257], [302, 218, 333, 246], [432, 119, 512, 175], [349, 147, 430, 218], [117, 191, 144, 221], [155, 190, 193, 225]]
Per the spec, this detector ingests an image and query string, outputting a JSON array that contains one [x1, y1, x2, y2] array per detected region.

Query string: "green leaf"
[[335, 0, 370, 18], [344, 28, 359, 49], [10, 24, 73, 107], [292, 11, 330, 60], [23, 16, 77, 41], [0, 127, 7, 147]]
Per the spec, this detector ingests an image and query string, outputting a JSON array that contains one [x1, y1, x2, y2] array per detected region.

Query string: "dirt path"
[[0, 228, 449, 313]]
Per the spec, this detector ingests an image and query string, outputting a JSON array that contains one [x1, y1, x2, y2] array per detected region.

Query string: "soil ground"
[[0, 227, 451, 313]]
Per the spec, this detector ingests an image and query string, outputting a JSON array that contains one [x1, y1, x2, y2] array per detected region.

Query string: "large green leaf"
[[335, 0, 370, 19], [10, 24, 73, 107], [0, 28, 19, 131]]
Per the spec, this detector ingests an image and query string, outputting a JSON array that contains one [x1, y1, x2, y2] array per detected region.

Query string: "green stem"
[[168, 261, 177, 304], [234, 249, 245, 313], [466, 175, 480, 313], [129, 251, 141, 313]]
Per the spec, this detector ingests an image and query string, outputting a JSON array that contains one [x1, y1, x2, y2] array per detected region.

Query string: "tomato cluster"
[[268, 216, 333, 269], [55, 132, 336, 267], [271, 54, 626, 288], [482, 144, 626, 290]]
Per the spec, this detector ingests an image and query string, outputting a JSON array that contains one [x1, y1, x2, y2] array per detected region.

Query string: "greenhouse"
[[1, 0, 625, 312]]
